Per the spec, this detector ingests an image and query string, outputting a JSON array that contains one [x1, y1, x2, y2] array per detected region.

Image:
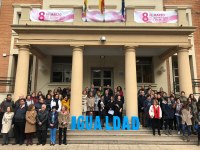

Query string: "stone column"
[[124, 45, 138, 121], [177, 47, 193, 96], [14, 45, 30, 101], [70, 45, 84, 118]]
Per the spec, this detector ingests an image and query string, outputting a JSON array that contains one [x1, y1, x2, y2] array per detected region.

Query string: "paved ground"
[[0, 144, 199, 150]]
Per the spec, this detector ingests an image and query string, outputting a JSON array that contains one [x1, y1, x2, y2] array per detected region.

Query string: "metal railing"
[[192, 79, 200, 95], [0, 77, 15, 93]]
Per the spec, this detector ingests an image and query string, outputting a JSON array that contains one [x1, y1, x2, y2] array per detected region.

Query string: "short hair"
[[7, 94, 12, 97], [19, 98, 26, 102], [27, 104, 35, 111], [146, 94, 151, 98]]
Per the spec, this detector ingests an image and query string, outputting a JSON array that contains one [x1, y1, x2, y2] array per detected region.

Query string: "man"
[[138, 90, 146, 126], [35, 97, 45, 112], [179, 91, 187, 105], [13, 98, 27, 145], [143, 94, 152, 127], [36, 104, 48, 145]]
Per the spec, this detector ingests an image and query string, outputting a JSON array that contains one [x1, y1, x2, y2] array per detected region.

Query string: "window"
[[136, 57, 153, 83], [52, 56, 72, 82], [172, 56, 179, 93], [91, 68, 113, 90]]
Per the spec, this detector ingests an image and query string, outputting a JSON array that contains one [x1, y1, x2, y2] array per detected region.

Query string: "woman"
[[31, 92, 38, 104], [48, 106, 58, 146], [1, 106, 14, 145], [98, 86, 104, 96], [94, 91, 101, 112], [51, 94, 62, 112], [25, 104, 37, 146], [149, 99, 162, 136], [46, 94, 52, 112], [82, 90, 88, 116], [26, 95, 34, 106], [87, 92, 95, 111], [175, 98, 183, 135], [61, 95, 70, 112], [181, 104, 193, 142], [117, 86, 124, 97], [162, 97, 175, 135], [58, 106, 70, 145]]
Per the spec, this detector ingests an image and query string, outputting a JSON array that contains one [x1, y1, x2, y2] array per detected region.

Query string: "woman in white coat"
[[1, 106, 14, 145], [149, 99, 162, 136]]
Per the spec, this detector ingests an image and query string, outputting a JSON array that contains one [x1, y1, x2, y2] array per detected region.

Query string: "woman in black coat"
[[162, 97, 175, 135]]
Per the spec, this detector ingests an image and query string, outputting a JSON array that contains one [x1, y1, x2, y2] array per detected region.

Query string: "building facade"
[[0, 0, 199, 120]]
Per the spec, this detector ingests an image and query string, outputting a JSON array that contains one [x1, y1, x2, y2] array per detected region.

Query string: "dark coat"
[[45, 99, 51, 112], [36, 110, 48, 130], [35, 102, 44, 112], [104, 95, 111, 106], [98, 100, 106, 118], [162, 102, 175, 119], [0, 99, 15, 112], [48, 111, 58, 129], [14, 105, 27, 123], [114, 100, 123, 116], [138, 95, 146, 112]]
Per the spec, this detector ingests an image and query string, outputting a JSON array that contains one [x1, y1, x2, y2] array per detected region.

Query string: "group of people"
[[0, 84, 200, 146], [138, 85, 200, 145], [82, 85, 125, 126], [0, 88, 70, 146]]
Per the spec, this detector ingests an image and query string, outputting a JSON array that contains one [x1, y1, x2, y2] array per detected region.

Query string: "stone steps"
[[0, 129, 198, 145]]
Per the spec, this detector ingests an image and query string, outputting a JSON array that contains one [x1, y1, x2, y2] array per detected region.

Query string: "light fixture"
[[100, 36, 106, 42], [100, 55, 105, 59]]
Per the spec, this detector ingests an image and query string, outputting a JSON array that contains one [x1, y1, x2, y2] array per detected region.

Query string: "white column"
[[177, 47, 193, 96], [70, 45, 83, 117], [125, 45, 138, 121], [14, 45, 30, 101]]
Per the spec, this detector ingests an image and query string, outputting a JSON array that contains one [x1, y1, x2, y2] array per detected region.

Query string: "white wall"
[[35, 54, 169, 96], [153, 56, 168, 94]]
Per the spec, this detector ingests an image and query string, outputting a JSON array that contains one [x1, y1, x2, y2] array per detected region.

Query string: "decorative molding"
[[88, 5, 117, 9], [50, 5, 82, 9], [126, 5, 155, 9]]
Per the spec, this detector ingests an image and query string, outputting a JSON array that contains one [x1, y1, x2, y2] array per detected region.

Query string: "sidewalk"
[[0, 144, 199, 150]]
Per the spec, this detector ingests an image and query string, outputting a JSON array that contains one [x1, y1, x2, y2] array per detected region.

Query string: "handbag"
[[108, 110, 114, 115]]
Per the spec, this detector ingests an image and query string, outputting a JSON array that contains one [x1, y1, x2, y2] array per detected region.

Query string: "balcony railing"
[[16, 4, 190, 27]]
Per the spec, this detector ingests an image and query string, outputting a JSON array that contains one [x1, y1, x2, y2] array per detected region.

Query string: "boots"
[[187, 136, 190, 142], [169, 129, 172, 135], [182, 136, 186, 141], [165, 129, 169, 135], [26, 139, 29, 146]]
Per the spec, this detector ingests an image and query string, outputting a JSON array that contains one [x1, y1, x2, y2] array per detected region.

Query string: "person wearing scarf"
[[48, 106, 58, 146], [149, 99, 162, 136]]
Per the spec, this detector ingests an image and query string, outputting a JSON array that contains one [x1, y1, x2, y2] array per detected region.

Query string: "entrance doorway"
[[91, 68, 113, 91]]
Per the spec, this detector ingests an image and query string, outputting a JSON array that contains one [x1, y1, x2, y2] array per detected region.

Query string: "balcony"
[[15, 4, 191, 28]]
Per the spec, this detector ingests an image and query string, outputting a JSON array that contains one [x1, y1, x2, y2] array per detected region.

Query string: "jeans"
[[182, 124, 191, 137], [50, 128, 57, 144], [175, 115, 182, 132]]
